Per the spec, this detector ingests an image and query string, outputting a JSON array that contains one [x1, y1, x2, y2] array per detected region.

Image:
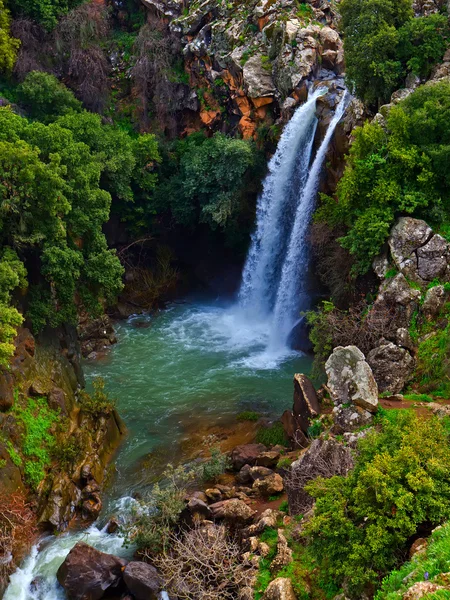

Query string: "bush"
[[316, 82, 450, 275], [9, 0, 83, 30], [197, 447, 231, 483], [16, 71, 82, 120], [256, 422, 289, 447], [78, 378, 115, 417], [304, 412, 450, 595], [236, 410, 260, 422], [0, 0, 20, 73]]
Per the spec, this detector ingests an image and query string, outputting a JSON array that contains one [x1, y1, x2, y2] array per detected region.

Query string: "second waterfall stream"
[[239, 86, 348, 352]]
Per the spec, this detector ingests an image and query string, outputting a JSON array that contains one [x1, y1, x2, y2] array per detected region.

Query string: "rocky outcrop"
[[123, 562, 162, 600], [77, 314, 117, 359], [209, 498, 256, 524], [231, 443, 267, 470], [57, 542, 127, 600], [261, 577, 297, 600], [367, 342, 416, 394], [282, 373, 319, 447], [253, 473, 284, 497], [325, 346, 379, 412]]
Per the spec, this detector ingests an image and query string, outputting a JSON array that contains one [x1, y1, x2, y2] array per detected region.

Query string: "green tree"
[[316, 81, 450, 275], [0, 248, 26, 366], [305, 411, 450, 595], [0, 0, 20, 73], [9, 0, 83, 30], [16, 72, 82, 122]]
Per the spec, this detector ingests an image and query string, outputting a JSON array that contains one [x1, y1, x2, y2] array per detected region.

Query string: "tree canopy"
[[0, 0, 20, 73]]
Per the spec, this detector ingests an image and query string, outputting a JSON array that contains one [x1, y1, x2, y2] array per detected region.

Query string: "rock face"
[[123, 562, 161, 600], [325, 346, 378, 412], [285, 438, 354, 515], [261, 577, 298, 600], [56, 542, 127, 600], [367, 343, 416, 394]]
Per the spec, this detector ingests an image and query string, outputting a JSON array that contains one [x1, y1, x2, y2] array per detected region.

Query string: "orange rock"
[[251, 96, 274, 108], [223, 70, 241, 91], [200, 109, 220, 126], [258, 15, 269, 31], [236, 96, 252, 117], [255, 106, 269, 119], [239, 116, 257, 140]]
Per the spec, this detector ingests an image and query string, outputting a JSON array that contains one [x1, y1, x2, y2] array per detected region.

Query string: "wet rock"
[[253, 473, 284, 497], [106, 518, 120, 534], [256, 450, 281, 468], [57, 542, 127, 600], [77, 314, 117, 359], [249, 466, 273, 481], [286, 439, 354, 515], [209, 498, 256, 524], [270, 530, 293, 573], [422, 285, 446, 320], [261, 577, 297, 600], [367, 343, 415, 394], [325, 346, 378, 413], [231, 444, 267, 470], [123, 562, 162, 600]]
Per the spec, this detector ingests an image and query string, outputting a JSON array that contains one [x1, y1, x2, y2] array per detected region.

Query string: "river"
[[4, 298, 312, 599]]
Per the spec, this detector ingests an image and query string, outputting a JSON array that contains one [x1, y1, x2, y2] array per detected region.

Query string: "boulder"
[[417, 234, 449, 282], [319, 26, 340, 51], [403, 582, 445, 600], [243, 508, 280, 536], [332, 404, 373, 434], [243, 54, 276, 98], [209, 498, 256, 524], [253, 473, 284, 497], [249, 466, 273, 481], [281, 410, 308, 448], [256, 450, 281, 468], [325, 346, 378, 412], [236, 464, 252, 484], [422, 285, 446, 319], [231, 444, 267, 470], [292, 373, 320, 433], [389, 218, 432, 272], [0, 370, 14, 410], [285, 439, 354, 515], [123, 562, 161, 600], [261, 577, 297, 600], [56, 542, 127, 600], [180, 497, 213, 526], [270, 530, 293, 573], [379, 273, 421, 308], [205, 488, 222, 502], [367, 343, 415, 394]]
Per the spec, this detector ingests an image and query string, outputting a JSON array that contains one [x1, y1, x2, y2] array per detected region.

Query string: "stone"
[[271, 530, 293, 573], [325, 346, 379, 412], [286, 439, 354, 515], [106, 518, 119, 534], [320, 26, 340, 51], [249, 466, 273, 481], [403, 582, 445, 600], [0, 370, 14, 410], [281, 410, 308, 448], [231, 444, 267, 470], [367, 343, 415, 394], [56, 542, 127, 600], [396, 328, 416, 353], [236, 464, 252, 484], [205, 488, 222, 502], [422, 285, 446, 319], [209, 498, 256, 524], [373, 255, 390, 279], [243, 54, 276, 98], [253, 473, 284, 497], [123, 562, 162, 600], [285, 19, 300, 42], [292, 373, 320, 433], [409, 537, 427, 558], [388, 218, 432, 271], [243, 508, 281, 537], [379, 274, 422, 308], [332, 404, 373, 434], [48, 387, 68, 415], [180, 498, 213, 526], [417, 234, 449, 282], [261, 577, 297, 600], [256, 450, 281, 468]]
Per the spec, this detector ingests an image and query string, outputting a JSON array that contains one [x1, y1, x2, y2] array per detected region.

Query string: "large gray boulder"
[[416, 234, 449, 281], [243, 54, 276, 98], [261, 577, 297, 600], [388, 217, 432, 272], [325, 346, 378, 413], [367, 343, 415, 394], [422, 285, 446, 320], [56, 542, 127, 600], [123, 562, 162, 600]]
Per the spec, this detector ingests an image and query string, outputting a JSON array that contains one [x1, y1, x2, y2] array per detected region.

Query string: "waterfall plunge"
[[239, 89, 348, 354]]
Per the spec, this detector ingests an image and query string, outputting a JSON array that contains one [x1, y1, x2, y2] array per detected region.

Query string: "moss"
[[237, 410, 260, 422], [256, 422, 289, 447]]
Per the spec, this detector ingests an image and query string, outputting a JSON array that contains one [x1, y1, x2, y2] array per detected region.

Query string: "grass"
[[256, 422, 289, 447], [236, 410, 260, 422], [277, 457, 293, 469], [375, 522, 450, 599], [403, 393, 434, 403]]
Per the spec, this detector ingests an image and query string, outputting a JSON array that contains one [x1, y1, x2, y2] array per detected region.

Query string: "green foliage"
[[279, 499, 289, 513], [317, 82, 450, 275], [0, 248, 26, 365], [376, 522, 450, 599], [78, 378, 115, 416], [256, 422, 289, 447], [340, 0, 448, 106], [7, 440, 22, 466], [277, 457, 293, 469], [307, 418, 323, 439], [304, 300, 336, 369], [0, 0, 20, 73], [9, 0, 83, 30], [236, 410, 260, 422], [416, 324, 450, 396], [123, 464, 196, 554], [16, 72, 82, 122], [13, 396, 58, 490], [305, 412, 450, 595], [197, 447, 231, 483], [403, 393, 434, 403]]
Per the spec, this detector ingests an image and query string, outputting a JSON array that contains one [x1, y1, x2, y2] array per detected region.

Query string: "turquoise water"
[[85, 299, 313, 500], [4, 297, 312, 599]]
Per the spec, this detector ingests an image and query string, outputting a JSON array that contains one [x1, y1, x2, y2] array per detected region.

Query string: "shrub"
[[236, 410, 260, 422], [0, 0, 20, 73], [155, 524, 253, 600], [9, 0, 83, 30], [256, 422, 289, 447], [277, 457, 293, 470], [197, 447, 231, 483], [304, 412, 450, 595], [78, 378, 115, 417], [16, 71, 82, 120]]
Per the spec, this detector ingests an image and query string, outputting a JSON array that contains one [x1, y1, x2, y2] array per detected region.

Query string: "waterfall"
[[238, 87, 326, 318], [269, 91, 349, 349]]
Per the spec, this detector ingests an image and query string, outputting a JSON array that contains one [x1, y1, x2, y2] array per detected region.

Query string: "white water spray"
[[238, 87, 326, 317]]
